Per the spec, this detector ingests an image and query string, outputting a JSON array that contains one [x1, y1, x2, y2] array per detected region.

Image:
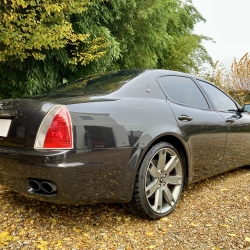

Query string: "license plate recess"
[[0, 119, 12, 137]]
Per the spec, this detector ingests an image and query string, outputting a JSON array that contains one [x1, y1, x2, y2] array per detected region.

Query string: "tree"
[[0, 0, 212, 98], [76, 0, 212, 72], [0, 0, 108, 63], [0, 0, 114, 97]]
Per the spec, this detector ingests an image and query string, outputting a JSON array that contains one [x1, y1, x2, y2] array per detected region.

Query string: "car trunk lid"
[[0, 99, 45, 148]]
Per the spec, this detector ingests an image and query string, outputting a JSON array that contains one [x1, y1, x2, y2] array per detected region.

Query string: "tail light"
[[34, 105, 73, 149]]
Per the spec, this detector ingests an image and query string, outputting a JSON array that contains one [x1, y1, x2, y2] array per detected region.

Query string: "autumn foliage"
[[202, 53, 250, 105], [0, 0, 107, 64]]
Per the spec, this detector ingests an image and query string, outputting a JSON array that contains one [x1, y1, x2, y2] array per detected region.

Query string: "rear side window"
[[197, 80, 237, 112], [158, 76, 209, 109]]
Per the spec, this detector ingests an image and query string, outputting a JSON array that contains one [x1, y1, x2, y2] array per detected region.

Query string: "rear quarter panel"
[[66, 98, 187, 201]]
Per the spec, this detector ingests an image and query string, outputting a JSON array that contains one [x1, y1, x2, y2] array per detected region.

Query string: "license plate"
[[0, 119, 12, 137]]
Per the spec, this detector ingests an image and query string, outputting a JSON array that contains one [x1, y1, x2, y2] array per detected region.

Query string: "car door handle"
[[226, 118, 235, 123], [178, 115, 193, 121], [226, 115, 241, 123]]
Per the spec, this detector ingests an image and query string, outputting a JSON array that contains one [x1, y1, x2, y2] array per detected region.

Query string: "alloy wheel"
[[145, 147, 183, 214]]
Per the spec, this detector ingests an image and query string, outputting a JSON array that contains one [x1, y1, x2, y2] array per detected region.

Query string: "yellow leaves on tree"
[[0, 0, 108, 64]]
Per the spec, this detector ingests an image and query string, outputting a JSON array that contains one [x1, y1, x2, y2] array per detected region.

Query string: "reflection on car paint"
[[70, 112, 142, 150], [128, 130, 143, 146]]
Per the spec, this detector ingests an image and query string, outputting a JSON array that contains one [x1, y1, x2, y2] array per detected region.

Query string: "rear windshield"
[[35, 70, 144, 98]]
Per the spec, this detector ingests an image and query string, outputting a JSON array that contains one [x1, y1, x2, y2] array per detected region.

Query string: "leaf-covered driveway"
[[0, 168, 249, 249]]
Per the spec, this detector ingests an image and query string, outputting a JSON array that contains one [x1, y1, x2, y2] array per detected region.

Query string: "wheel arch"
[[135, 133, 190, 190]]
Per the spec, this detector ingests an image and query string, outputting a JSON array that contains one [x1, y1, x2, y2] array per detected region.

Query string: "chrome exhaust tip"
[[41, 181, 57, 193], [29, 179, 41, 191]]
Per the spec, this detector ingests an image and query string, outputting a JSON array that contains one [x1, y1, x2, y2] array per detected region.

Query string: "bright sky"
[[192, 0, 250, 69]]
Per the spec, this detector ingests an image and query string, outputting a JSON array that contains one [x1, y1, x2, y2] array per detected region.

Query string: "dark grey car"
[[0, 69, 250, 219]]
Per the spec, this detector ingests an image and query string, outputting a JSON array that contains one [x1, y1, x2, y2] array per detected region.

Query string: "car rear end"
[[0, 99, 135, 204]]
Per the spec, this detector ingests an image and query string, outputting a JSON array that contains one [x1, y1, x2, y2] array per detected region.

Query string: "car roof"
[[33, 69, 208, 103]]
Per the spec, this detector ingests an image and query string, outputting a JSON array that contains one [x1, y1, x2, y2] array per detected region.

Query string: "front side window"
[[158, 76, 209, 109], [197, 80, 237, 112]]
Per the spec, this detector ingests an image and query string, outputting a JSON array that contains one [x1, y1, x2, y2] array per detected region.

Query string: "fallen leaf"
[[205, 224, 212, 227], [149, 246, 156, 249], [127, 231, 133, 236], [228, 234, 237, 237], [245, 237, 250, 242], [84, 233, 90, 238], [146, 232, 154, 236], [0, 231, 12, 243], [220, 224, 230, 228], [18, 230, 26, 236], [160, 217, 169, 221], [0, 232, 9, 238], [73, 227, 82, 233], [51, 218, 57, 225], [63, 237, 71, 241], [190, 222, 198, 227], [36, 240, 48, 249], [54, 240, 62, 247]]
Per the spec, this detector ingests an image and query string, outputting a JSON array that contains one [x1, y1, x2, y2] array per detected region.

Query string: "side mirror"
[[243, 104, 250, 112]]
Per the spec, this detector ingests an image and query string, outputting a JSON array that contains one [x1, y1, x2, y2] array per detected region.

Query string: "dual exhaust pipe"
[[29, 179, 57, 194]]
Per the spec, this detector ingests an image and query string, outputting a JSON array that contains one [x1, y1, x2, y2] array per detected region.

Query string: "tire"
[[123, 142, 184, 219]]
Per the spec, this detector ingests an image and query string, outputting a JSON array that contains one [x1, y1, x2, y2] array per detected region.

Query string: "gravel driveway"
[[0, 168, 249, 249]]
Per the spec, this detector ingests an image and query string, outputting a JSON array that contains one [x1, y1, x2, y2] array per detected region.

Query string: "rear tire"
[[123, 142, 184, 219]]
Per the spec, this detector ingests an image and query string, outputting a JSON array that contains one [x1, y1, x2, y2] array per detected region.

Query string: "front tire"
[[123, 142, 184, 219]]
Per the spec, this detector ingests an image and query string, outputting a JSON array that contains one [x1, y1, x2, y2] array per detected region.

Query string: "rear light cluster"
[[34, 105, 73, 149]]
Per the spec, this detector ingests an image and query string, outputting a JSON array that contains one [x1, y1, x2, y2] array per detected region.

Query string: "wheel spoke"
[[146, 179, 159, 198], [151, 188, 163, 212], [157, 149, 166, 171], [163, 186, 175, 206], [158, 188, 163, 212], [148, 162, 160, 178], [166, 175, 182, 185], [164, 155, 178, 174]]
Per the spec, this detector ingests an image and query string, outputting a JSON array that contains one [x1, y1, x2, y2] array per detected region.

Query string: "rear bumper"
[[0, 147, 136, 204]]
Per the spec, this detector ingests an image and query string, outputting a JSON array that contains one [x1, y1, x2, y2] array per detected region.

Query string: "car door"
[[196, 79, 250, 170], [157, 75, 227, 182]]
